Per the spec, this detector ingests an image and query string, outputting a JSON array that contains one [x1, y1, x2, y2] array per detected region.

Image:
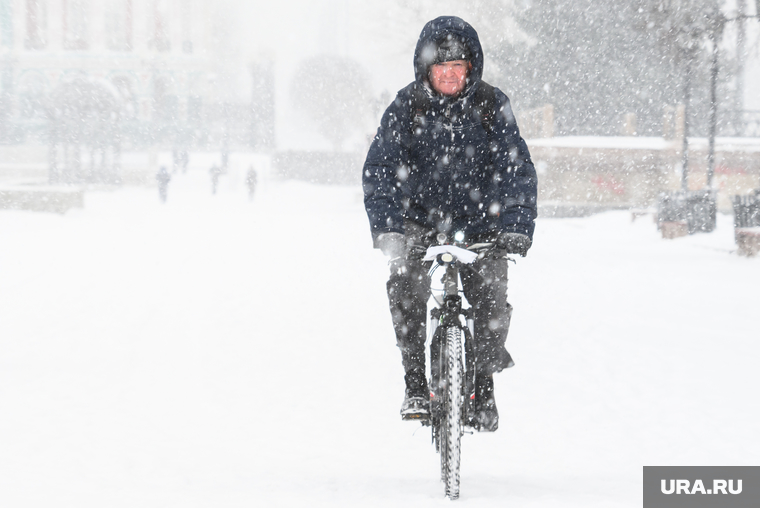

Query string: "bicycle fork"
[[428, 262, 477, 430]]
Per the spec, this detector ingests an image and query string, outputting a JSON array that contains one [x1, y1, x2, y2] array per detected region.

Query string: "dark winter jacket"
[[363, 16, 537, 245]]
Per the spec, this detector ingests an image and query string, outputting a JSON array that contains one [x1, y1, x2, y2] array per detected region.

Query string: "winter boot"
[[473, 373, 498, 432], [400, 369, 429, 421]]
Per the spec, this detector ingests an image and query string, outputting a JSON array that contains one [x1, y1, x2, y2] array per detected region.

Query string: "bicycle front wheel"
[[442, 325, 464, 499]]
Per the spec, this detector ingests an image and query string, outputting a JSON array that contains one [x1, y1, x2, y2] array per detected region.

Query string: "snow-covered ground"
[[1, 165, 758, 507]]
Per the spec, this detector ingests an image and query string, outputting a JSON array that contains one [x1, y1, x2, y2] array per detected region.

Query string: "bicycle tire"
[[442, 325, 463, 499]]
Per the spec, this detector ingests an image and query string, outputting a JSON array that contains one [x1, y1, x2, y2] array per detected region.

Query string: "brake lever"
[[406, 244, 428, 261]]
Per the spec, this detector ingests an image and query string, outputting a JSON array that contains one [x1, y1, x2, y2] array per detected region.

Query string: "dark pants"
[[387, 225, 514, 388]]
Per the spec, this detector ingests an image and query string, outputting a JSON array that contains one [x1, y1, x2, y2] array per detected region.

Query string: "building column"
[[90, 0, 105, 52], [170, 0, 182, 54], [12, 0, 24, 50], [133, 0, 149, 54], [47, 0, 62, 51]]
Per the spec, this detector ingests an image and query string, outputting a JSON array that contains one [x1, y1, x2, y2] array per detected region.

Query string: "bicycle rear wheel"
[[441, 325, 463, 499]]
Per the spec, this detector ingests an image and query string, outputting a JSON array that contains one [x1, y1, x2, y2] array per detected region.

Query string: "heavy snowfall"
[[1, 162, 758, 507], [1, 0, 760, 506]]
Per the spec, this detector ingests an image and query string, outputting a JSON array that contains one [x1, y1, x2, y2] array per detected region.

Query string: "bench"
[[732, 193, 760, 256]]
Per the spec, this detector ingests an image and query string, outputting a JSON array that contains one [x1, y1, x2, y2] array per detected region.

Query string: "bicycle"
[[409, 235, 499, 500]]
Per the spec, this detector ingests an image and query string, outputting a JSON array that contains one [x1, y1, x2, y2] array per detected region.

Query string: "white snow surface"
[[1, 168, 759, 507], [527, 136, 760, 152]]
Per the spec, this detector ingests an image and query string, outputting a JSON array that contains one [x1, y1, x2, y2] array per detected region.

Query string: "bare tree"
[[290, 55, 373, 152]]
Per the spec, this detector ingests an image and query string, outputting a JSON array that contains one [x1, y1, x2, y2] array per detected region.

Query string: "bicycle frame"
[[424, 242, 496, 499], [404, 240, 500, 499]]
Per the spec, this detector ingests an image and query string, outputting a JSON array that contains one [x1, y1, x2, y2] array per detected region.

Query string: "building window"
[[63, 0, 90, 50], [153, 75, 178, 122], [25, 0, 48, 50], [1, 0, 15, 48], [17, 70, 47, 119], [187, 96, 202, 123], [111, 75, 137, 118], [105, 0, 132, 51], [180, 0, 192, 53]]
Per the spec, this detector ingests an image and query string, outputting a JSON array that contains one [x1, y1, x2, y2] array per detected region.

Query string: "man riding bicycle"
[[363, 16, 537, 432]]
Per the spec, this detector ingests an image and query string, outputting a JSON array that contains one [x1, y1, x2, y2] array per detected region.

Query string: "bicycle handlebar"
[[407, 242, 496, 262]]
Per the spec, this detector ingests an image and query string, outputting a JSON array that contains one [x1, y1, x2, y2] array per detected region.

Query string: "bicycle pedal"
[[402, 412, 430, 422]]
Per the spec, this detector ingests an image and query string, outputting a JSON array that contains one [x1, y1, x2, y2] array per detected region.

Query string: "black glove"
[[376, 232, 406, 259], [497, 233, 532, 257]]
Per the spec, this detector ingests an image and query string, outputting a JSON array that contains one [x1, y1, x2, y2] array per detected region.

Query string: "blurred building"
[[0, 0, 273, 150]]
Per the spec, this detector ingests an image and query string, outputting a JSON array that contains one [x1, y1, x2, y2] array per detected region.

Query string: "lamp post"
[[706, 10, 723, 189], [657, 1, 758, 237], [705, 6, 759, 188], [675, 22, 701, 192], [681, 52, 691, 192]]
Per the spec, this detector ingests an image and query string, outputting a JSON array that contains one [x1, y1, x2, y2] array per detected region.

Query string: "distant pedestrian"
[[173, 148, 189, 173], [156, 166, 171, 203], [210, 164, 222, 194], [245, 165, 258, 200], [221, 149, 229, 174], [180, 150, 189, 173]]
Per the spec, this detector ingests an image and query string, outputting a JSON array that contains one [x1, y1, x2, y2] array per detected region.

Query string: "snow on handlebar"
[[422, 245, 480, 264], [405, 242, 496, 263]]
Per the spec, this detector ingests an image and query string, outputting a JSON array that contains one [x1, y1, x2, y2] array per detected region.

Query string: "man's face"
[[429, 60, 470, 97]]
